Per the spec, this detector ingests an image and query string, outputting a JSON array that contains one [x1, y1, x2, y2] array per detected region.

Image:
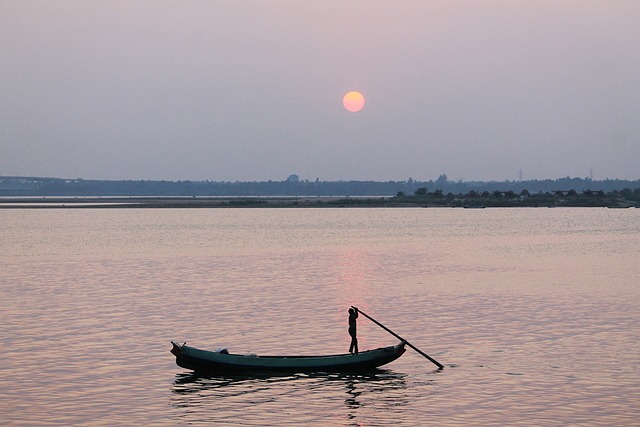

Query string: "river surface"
[[1, 207, 639, 426]]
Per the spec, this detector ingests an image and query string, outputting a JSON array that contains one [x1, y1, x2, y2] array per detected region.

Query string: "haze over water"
[[1, 208, 639, 426]]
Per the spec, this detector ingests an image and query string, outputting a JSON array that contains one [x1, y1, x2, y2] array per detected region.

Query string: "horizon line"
[[1, 174, 640, 183]]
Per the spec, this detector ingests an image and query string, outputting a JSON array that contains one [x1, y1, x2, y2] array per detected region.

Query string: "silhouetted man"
[[348, 307, 359, 354]]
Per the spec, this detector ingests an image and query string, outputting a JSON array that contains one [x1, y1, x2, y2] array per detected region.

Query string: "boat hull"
[[171, 341, 406, 373]]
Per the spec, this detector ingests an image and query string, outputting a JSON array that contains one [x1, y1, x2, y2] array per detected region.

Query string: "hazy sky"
[[2, 1, 639, 182]]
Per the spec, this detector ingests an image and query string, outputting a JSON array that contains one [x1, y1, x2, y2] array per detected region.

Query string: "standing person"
[[348, 307, 359, 354]]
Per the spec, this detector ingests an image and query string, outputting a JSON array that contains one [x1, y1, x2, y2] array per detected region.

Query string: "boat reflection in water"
[[171, 370, 414, 425]]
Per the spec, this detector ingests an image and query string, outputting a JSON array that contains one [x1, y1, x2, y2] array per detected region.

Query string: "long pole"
[[352, 306, 444, 369]]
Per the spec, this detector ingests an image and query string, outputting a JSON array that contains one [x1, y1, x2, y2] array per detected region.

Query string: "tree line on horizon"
[[388, 186, 639, 208]]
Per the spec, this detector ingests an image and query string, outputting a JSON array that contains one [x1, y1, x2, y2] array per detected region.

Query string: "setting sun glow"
[[343, 91, 365, 112]]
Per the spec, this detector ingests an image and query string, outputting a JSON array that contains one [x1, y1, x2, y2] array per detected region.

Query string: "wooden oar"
[[352, 306, 444, 369]]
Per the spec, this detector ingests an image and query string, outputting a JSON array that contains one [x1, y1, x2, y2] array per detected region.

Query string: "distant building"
[[286, 174, 300, 183]]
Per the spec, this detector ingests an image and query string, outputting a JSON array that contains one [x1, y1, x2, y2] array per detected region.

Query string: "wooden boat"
[[170, 341, 406, 373]]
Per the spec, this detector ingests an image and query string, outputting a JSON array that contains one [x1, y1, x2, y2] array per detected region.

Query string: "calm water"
[[1, 208, 639, 426]]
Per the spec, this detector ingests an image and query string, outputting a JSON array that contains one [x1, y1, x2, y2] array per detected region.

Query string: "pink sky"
[[1, 1, 639, 181]]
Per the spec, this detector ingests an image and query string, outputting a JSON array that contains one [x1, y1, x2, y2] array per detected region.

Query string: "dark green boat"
[[171, 341, 406, 373]]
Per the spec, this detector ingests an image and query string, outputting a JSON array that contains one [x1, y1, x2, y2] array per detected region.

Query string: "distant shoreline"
[[2, 175, 640, 200], [1, 195, 637, 209]]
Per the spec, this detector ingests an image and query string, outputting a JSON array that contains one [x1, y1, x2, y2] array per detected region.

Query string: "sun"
[[343, 91, 365, 112]]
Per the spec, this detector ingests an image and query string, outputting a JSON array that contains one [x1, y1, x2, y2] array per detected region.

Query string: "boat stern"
[[396, 341, 407, 356]]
